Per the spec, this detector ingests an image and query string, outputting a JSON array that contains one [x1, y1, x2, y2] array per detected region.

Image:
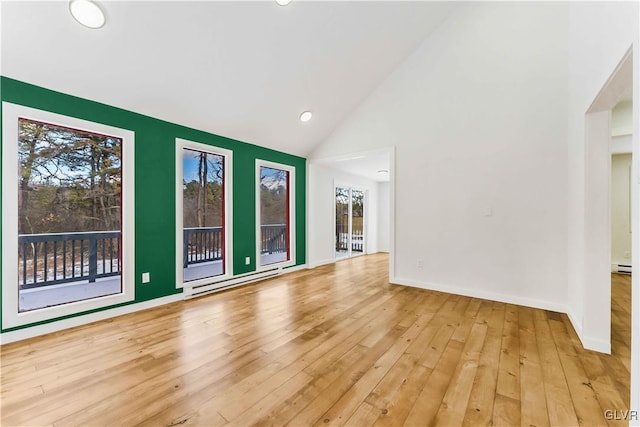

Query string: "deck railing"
[[18, 231, 120, 289], [183, 227, 224, 267], [183, 224, 287, 267], [260, 224, 287, 255], [20, 225, 289, 290], [335, 224, 364, 253]]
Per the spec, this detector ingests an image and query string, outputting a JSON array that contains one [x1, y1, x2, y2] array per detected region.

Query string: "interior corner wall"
[[307, 163, 380, 267], [566, 1, 638, 350], [311, 2, 570, 311], [0, 77, 306, 335]]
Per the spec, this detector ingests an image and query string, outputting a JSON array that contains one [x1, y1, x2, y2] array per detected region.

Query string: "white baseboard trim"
[[0, 294, 183, 345], [307, 258, 336, 269], [283, 263, 309, 273], [390, 276, 568, 314], [391, 276, 614, 355], [564, 309, 610, 353], [566, 309, 584, 343], [581, 335, 611, 354]]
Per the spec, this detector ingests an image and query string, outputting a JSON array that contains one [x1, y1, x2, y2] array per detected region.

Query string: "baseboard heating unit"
[[612, 263, 632, 274], [184, 267, 281, 299]]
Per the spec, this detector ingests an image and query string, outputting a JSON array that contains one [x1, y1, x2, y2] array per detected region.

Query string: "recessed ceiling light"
[[276, 0, 293, 6], [69, 0, 105, 29], [299, 111, 313, 122], [378, 170, 389, 174]]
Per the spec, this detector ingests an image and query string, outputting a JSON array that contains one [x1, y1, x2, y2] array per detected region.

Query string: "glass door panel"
[[335, 187, 350, 259], [17, 118, 123, 312], [182, 148, 225, 282], [351, 190, 365, 254], [259, 166, 290, 266]]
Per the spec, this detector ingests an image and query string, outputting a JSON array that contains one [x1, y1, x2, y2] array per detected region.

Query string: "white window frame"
[[176, 138, 233, 288], [256, 160, 296, 270], [1, 102, 135, 329]]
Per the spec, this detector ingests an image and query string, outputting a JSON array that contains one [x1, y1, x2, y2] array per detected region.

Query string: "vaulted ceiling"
[[1, 1, 459, 157]]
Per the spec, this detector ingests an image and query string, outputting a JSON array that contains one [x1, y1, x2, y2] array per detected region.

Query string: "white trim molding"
[[0, 294, 182, 345], [175, 138, 233, 290], [1, 102, 135, 330], [255, 159, 296, 271], [391, 275, 612, 354], [564, 309, 611, 353], [307, 258, 336, 269], [390, 276, 569, 318]]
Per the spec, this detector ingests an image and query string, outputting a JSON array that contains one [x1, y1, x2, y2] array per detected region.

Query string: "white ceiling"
[[1, 1, 458, 157], [326, 151, 390, 182]]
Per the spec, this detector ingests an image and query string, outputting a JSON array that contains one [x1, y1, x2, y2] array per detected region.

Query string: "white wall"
[[566, 1, 638, 349], [377, 181, 390, 253], [612, 100, 633, 137], [566, 1, 638, 418], [311, 2, 569, 311], [307, 163, 379, 267], [611, 154, 632, 266]]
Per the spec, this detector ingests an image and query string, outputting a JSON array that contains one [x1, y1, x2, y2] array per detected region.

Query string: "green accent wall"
[[0, 76, 306, 333]]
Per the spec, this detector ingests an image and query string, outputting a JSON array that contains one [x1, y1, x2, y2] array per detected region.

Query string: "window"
[[256, 161, 295, 268], [2, 102, 135, 328], [176, 139, 232, 288]]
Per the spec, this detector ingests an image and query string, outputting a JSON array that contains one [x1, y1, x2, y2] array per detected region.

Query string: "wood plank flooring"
[[0, 254, 632, 426]]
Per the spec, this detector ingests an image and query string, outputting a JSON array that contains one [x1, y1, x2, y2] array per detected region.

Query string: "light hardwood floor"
[[0, 254, 632, 426]]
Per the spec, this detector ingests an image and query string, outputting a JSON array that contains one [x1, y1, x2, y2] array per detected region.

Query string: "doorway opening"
[[610, 99, 633, 375], [582, 47, 633, 356], [581, 45, 638, 420]]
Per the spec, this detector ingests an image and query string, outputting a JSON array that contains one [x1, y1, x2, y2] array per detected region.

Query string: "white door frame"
[[309, 147, 395, 278], [175, 138, 233, 291], [582, 45, 639, 422], [582, 48, 633, 354]]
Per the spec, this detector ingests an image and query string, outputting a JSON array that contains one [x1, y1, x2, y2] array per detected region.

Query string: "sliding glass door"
[[335, 187, 366, 259]]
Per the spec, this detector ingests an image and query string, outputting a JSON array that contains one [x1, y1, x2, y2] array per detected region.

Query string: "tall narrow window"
[[3, 103, 135, 329], [257, 162, 295, 268], [182, 149, 225, 281], [176, 139, 232, 289]]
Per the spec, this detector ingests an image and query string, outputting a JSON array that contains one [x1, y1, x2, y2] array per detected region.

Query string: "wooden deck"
[[19, 276, 122, 312], [0, 254, 631, 426]]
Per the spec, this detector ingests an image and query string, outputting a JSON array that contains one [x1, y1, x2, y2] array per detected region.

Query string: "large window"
[[2, 102, 135, 328], [257, 161, 295, 268], [176, 139, 232, 288]]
